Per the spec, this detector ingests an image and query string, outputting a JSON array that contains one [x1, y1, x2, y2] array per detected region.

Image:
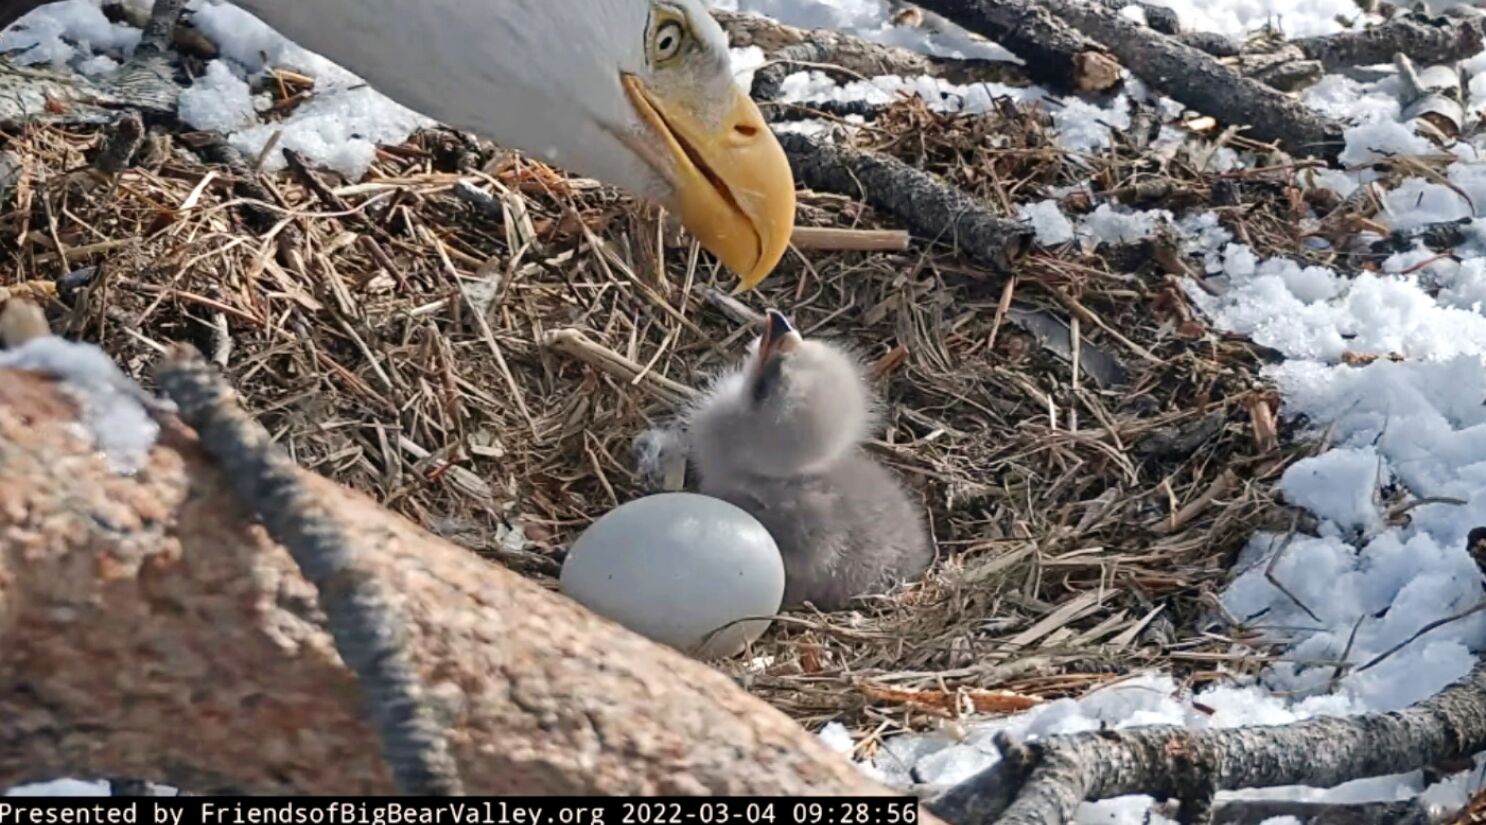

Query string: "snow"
[[5, 0, 1486, 817], [1017, 200, 1075, 246], [0, 0, 138, 67], [7, 0, 431, 179], [5, 780, 109, 796], [177, 59, 257, 133], [1144, 0, 1362, 38], [0, 337, 160, 475]]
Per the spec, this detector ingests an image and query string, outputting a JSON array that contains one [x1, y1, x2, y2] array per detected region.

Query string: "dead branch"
[[0, 362, 923, 801], [777, 131, 1032, 273], [915, 0, 1346, 157], [1293, 10, 1486, 72], [928, 656, 1486, 825], [864, 0, 1122, 92]]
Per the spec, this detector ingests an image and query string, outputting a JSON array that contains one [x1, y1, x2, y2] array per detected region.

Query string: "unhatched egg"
[[560, 492, 785, 659]]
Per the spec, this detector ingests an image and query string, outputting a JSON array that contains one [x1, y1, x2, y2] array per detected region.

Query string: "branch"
[[927, 657, 1486, 824], [0, 359, 923, 801], [1294, 10, 1486, 72], [777, 131, 1032, 273], [914, 0, 1346, 157], [855, 0, 1122, 92]]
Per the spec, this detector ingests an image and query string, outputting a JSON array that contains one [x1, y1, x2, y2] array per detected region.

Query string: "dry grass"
[[1, 83, 1340, 746]]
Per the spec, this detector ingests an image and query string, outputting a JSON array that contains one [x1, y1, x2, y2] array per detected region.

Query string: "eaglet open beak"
[[621, 75, 795, 292], [756, 308, 802, 363]]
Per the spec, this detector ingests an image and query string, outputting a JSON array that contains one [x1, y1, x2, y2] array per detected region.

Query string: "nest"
[[1, 88, 1329, 751]]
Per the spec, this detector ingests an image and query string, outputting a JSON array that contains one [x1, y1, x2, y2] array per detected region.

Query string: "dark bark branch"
[[777, 131, 1032, 273], [0, 0, 179, 127], [927, 657, 1486, 825], [1225, 44, 1325, 92], [860, 0, 1122, 92], [1179, 31, 1244, 58], [1294, 10, 1486, 72]]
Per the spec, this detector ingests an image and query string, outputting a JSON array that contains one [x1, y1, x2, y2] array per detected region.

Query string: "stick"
[[713, 9, 1025, 96], [791, 226, 911, 252], [874, 0, 1122, 92], [778, 132, 1032, 273], [1294, 10, 1486, 72], [542, 327, 700, 406]]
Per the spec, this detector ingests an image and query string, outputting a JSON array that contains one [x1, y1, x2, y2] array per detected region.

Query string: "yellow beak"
[[621, 75, 795, 292]]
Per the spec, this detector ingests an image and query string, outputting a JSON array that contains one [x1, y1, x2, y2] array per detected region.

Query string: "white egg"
[[560, 492, 785, 659]]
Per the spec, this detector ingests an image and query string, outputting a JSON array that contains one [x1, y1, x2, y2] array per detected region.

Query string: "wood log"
[[0, 362, 921, 801]]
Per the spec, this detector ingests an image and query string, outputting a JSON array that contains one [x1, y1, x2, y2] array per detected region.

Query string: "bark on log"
[[1224, 44, 1325, 92], [0, 362, 920, 801], [860, 0, 1122, 93], [1293, 10, 1486, 72], [926, 657, 1486, 825], [915, 0, 1347, 157], [777, 131, 1032, 273]]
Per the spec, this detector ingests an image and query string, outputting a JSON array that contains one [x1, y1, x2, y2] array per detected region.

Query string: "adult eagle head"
[[232, 0, 797, 289]]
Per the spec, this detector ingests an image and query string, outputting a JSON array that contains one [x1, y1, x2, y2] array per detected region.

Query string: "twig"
[[1355, 598, 1486, 673], [791, 226, 911, 252], [1264, 522, 1324, 625], [542, 328, 699, 407]]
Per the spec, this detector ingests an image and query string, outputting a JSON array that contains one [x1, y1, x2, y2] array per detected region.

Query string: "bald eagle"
[[0, 0, 796, 289]]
